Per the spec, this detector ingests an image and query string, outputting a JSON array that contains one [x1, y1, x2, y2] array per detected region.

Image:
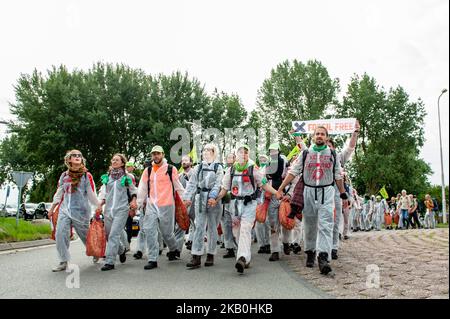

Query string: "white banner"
[[292, 118, 357, 135]]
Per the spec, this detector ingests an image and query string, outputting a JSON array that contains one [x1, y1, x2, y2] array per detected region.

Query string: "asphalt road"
[[0, 238, 329, 299]]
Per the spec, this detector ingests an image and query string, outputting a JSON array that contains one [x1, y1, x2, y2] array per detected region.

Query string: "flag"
[[379, 185, 389, 199], [287, 145, 300, 161], [188, 144, 198, 164]]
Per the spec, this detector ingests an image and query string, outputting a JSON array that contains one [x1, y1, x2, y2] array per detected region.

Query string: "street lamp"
[[438, 88, 448, 224]]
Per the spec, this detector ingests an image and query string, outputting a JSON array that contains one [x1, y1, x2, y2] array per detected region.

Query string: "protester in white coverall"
[[211, 145, 281, 274], [183, 144, 224, 269], [97, 154, 138, 271], [48, 150, 100, 272], [221, 153, 237, 258], [137, 145, 185, 270], [255, 154, 271, 255], [328, 120, 359, 260], [278, 126, 348, 275]]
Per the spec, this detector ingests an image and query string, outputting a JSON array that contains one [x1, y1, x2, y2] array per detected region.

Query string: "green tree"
[[256, 59, 340, 148]]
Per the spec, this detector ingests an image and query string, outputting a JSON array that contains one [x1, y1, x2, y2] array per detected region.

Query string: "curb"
[[0, 239, 55, 252]]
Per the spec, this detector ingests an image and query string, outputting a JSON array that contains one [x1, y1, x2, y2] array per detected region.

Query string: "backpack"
[[197, 162, 222, 181], [432, 199, 439, 212], [301, 148, 337, 188]]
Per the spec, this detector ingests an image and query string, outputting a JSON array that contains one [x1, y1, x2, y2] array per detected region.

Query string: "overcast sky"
[[0, 0, 448, 195]]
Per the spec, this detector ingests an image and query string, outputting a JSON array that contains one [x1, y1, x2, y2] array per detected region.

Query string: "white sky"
[[0, 0, 448, 194]]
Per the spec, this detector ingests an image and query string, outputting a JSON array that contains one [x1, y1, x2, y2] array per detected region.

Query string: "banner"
[[292, 118, 357, 135]]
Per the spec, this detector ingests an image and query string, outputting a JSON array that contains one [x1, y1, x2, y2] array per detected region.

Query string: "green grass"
[[436, 223, 449, 229], [0, 217, 51, 243]]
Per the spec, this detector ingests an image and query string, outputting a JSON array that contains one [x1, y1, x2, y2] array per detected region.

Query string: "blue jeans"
[[401, 209, 410, 229]]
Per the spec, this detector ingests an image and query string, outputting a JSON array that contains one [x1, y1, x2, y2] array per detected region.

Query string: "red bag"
[[279, 201, 295, 230], [50, 201, 73, 240], [217, 223, 223, 236], [385, 212, 392, 225], [256, 197, 270, 223], [86, 214, 106, 257], [175, 191, 190, 231], [394, 212, 399, 225]]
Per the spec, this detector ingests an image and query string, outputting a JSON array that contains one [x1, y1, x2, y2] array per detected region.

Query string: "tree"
[[256, 59, 340, 148], [0, 63, 248, 201], [337, 73, 431, 195]]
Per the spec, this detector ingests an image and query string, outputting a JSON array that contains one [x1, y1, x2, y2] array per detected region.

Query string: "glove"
[[340, 192, 348, 200]]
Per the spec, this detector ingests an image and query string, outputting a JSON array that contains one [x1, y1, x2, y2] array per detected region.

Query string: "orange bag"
[[394, 212, 399, 225], [279, 201, 295, 230], [175, 191, 190, 231], [50, 204, 59, 241], [86, 213, 106, 257], [385, 212, 392, 225], [51, 201, 73, 240], [256, 198, 270, 223]]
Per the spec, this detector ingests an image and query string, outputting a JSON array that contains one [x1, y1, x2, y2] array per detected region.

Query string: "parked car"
[[1, 204, 18, 217], [22, 203, 38, 220], [132, 212, 141, 237], [34, 202, 51, 219]]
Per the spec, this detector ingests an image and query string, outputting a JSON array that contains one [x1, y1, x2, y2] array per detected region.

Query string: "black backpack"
[[197, 162, 222, 181], [229, 165, 258, 200]]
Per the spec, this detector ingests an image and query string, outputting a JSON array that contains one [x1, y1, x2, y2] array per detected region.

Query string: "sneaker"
[[331, 249, 338, 260], [305, 251, 316, 268], [318, 252, 332, 275], [133, 251, 143, 259], [167, 250, 180, 261], [186, 255, 201, 269], [269, 252, 280, 261], [292, 243, 301, 254], [101, 264, 115, 271], [204, 254, 214, 267], [52, 262, 67, 272], [223, 248, 235, 259], [235, 256, 246, 274], [283, 243, 291, 255], [144, 261, 158, 270], [119, 252, 127, 263]]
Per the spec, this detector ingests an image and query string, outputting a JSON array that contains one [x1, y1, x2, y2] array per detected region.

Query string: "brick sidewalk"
[[285, 228, 449, 299]]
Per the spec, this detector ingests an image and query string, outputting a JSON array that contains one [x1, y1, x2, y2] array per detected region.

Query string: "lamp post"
[[438, 88, 448, 224]]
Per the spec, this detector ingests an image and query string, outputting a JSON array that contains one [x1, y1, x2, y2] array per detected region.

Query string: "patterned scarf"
[[67, 165, 87, 192], [110, 167, 125, 181]]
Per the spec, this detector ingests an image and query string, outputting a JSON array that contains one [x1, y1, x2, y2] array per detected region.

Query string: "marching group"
[[49, 120, 426, 277]]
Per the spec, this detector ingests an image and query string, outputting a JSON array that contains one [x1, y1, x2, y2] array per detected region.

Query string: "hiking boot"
[[185, 240, 192, 250], [223, 248, 235, 258], [331, 249, 338, 260], [318, 252, 332, 275], [167, 250, 180, 261], [305, 251, 316, 268], [52, 262, 67, 272], [186, 255, 201, 269], [264, 244, 271, 254], [269, 252, 280, 261], [119, 251, 127, 263], [292, 243, 301, 254], [204, 254, 214, 267], [283, 243, 291, 255], [144, 261, 157, 270], [220, 242, 225, 249], [101, 264, 115, 271], [257, 246, 265, 254], [343, 235, 350, 240], [133, 251, 143, 259], [235, 256, 246, 274]]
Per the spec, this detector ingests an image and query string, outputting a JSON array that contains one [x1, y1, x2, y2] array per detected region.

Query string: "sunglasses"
[[70, 153, 82, 158]]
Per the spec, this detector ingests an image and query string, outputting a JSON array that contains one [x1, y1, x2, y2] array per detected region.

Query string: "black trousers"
[[409, 211, 421, 229]]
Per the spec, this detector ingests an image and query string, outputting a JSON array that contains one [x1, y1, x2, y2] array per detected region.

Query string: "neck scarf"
[[67, 165, 87, 192], [110, 167, 125, 180]]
